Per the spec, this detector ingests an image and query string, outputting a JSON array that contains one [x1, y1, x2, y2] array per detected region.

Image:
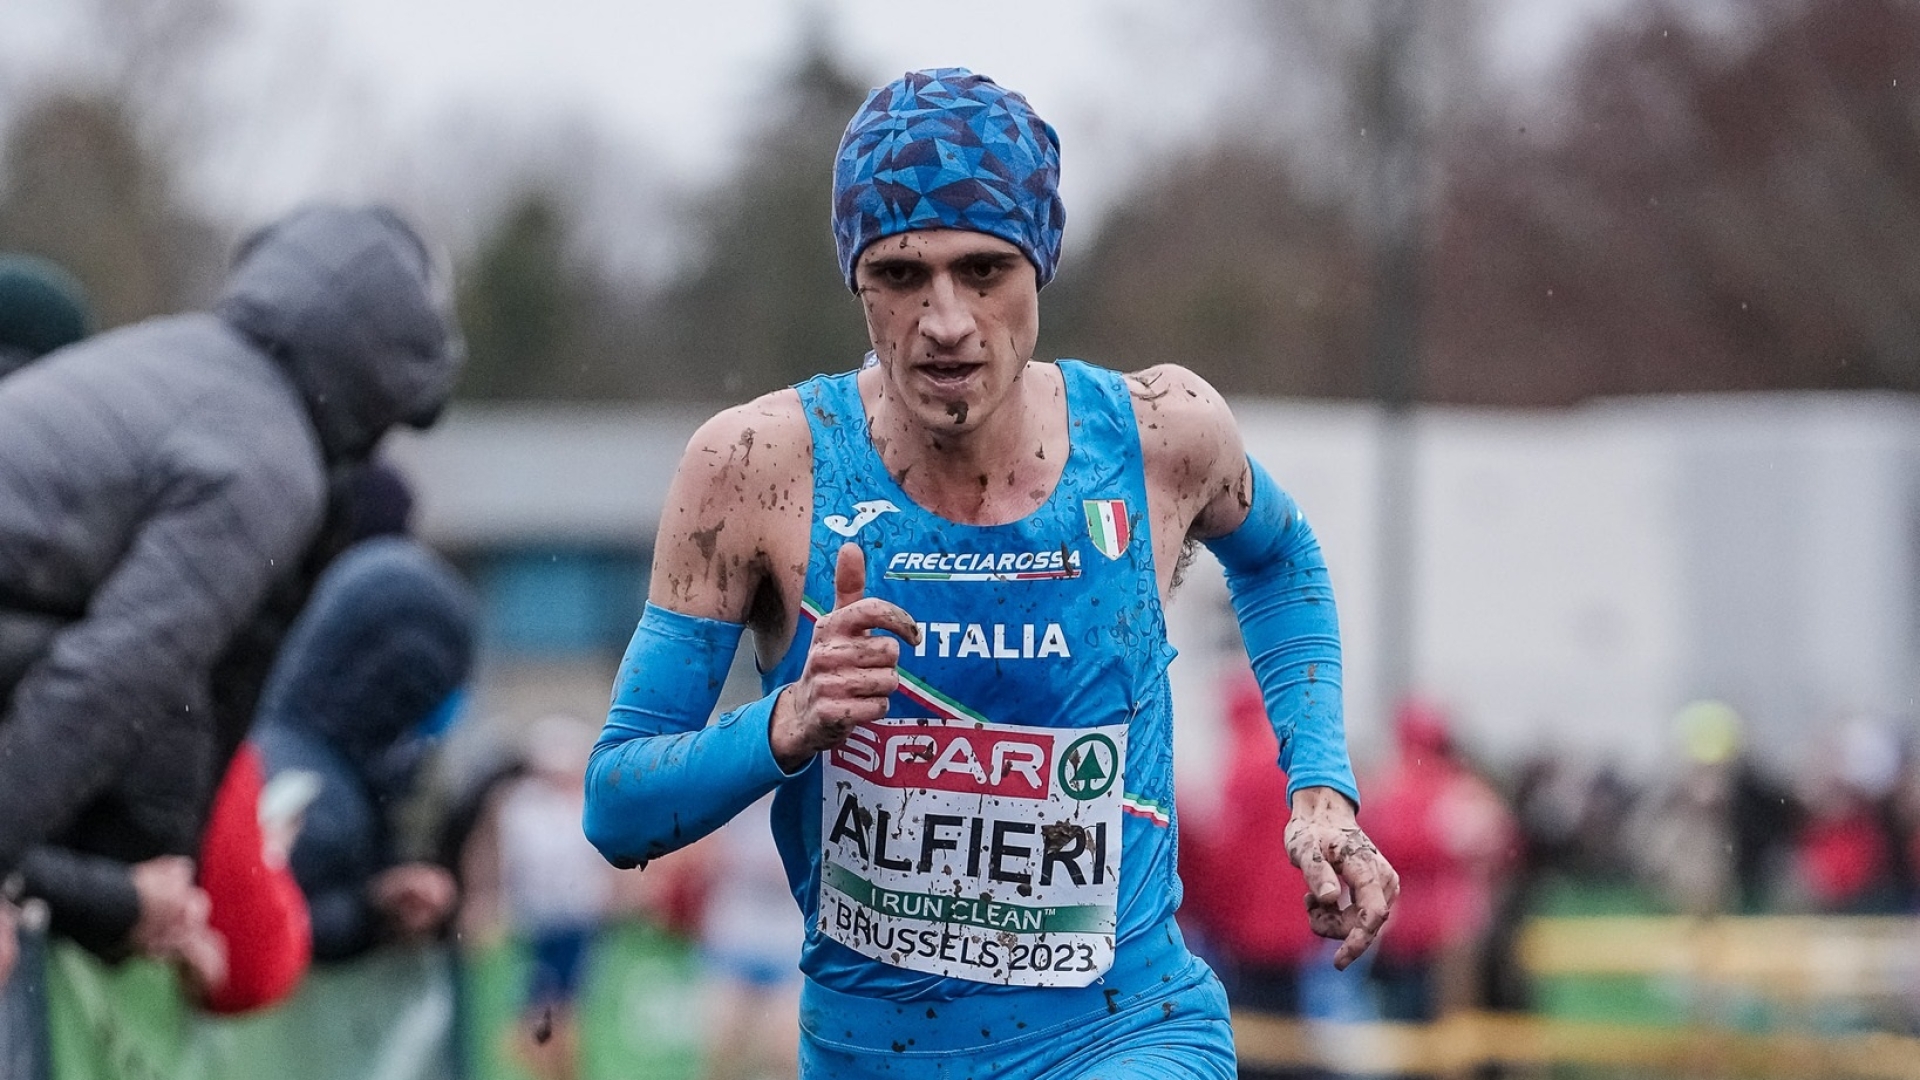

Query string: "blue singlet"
[[765, 361, 1236, 1078]]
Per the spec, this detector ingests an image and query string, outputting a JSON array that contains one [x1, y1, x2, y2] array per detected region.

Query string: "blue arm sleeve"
[[583, 603, 797, 868], [1202, 457, 1360, 807]]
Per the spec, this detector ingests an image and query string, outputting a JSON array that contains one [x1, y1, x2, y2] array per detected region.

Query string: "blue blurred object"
[[0, 253, 92, 378], [251, 536, 477, 962]]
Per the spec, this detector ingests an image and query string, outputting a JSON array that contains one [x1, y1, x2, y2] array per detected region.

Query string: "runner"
[[586, 67, 1398, 1078]]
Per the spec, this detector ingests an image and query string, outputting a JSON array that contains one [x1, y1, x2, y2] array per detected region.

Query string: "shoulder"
[[651, 389, 811, 619], [1122, 364, 1250, 540], [1123, 363, 1241, 472], [673, 388, 810, 496]]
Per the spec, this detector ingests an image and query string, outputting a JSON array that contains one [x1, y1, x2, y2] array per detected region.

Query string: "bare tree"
[[1427, 0, 1920, 403]]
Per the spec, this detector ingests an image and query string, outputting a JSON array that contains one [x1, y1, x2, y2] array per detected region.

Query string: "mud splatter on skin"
[[690, 520, 725, 561], [946, 399, 970, 425], [1128, 369, 1171, 403], [1330, 828, 1383, 869], [737, 427, 756, 464]]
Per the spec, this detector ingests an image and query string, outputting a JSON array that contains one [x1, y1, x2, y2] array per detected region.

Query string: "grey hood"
[[216, 204, 463, 463]]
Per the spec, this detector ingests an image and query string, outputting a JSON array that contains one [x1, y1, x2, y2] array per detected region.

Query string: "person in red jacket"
[[1359, 697, 1517, 1023], [1179, 672, 1329, 1080], [195, 743, 313, 1013]]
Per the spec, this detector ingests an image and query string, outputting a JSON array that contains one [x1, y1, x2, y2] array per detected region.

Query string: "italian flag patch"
[[1083, 499, 1130, 561]]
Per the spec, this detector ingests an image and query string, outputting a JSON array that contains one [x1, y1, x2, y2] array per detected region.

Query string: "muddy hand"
[[1285, 787, 1399, 970], [770, 543, 920, 771]]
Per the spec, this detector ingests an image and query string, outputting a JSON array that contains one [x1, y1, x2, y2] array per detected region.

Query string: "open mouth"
[[917, 361, 982, 389]]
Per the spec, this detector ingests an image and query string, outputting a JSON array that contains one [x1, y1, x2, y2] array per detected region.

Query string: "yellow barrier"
[[1520, 915, 1920, 997], [1231, 915, 1920, 1078], [1232, 1012, 1920, 1079]]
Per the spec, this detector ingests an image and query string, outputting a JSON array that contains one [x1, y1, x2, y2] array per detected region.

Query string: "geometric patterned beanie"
[[832, 67, 1065, 291]]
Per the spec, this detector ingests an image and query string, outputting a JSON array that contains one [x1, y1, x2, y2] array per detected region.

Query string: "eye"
[[956, 258, 1007, 285], [862, 261, 925, 289]]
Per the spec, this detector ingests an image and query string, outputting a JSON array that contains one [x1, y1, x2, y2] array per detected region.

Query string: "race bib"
[[817, 718, 1125, 986]]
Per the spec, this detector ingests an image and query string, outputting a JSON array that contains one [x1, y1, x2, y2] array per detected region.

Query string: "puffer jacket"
[[0, 204, 462, 888], [251, 536, 476, 961]]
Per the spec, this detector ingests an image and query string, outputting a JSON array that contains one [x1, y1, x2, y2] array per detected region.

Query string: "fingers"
[[833, 543, 866, 610], [828, 543, 920, 645], [1286, 816, 1400, 970], [828, 597, 921, 646], [1328, 839, 1396, 969], [777, 544, 920, 770], [1284, 818, 1343, 906]]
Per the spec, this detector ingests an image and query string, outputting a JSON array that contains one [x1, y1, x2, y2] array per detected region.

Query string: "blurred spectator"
[[1897, 742, 1920, 913], [1636, 700, 1798, 916], [194, 742, 314, 1014], [1786, 716, 1908, 914], [342, 456, 418, 545], [0, 204, 461, 991], [1179, 671, 1329, 1080], [1359, 696, 1518, 1023], [1511, 754, 1639, 888], [252, 536, 478, 962], [693, 793, 804, 1080], [473, 713, 617, 1080], [0, 251, 93, 378]]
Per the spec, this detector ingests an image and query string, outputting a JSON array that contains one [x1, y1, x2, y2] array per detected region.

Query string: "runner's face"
[[854, 229, 1039, 435]]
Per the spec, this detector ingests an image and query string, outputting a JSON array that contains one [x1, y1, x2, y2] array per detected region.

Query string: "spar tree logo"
[[1058, 733, 1119, 800]]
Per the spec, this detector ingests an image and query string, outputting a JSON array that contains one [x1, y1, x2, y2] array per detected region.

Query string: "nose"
[[919, 272, 976, 350]]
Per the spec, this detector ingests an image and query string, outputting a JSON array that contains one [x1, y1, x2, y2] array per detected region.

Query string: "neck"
[[860, 363, 1066, 525]]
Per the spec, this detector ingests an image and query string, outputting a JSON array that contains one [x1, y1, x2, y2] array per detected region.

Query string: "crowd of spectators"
[[0, 204, 466, 1026], [1182, 677, 1920, 1048]]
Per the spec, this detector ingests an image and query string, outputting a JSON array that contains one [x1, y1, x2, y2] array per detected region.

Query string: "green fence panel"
[[46, 921, 710, 1080], [48, 941, 457, 1080], [461, 923, 706, 1080]]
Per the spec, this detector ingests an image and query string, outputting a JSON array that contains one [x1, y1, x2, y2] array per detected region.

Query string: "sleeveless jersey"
[[764, 359, 1184, 1003]]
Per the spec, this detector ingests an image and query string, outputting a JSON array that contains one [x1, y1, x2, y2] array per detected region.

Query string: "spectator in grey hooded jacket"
[[0, 203, 463, 988]]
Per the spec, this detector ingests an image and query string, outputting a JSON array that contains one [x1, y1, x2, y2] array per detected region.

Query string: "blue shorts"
[[797, 920, 1237, 1080], [525, 925, 595, 1008]]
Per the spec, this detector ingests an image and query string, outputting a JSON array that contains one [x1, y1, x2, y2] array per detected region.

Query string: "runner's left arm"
[[1146, 363, 1397, 970]]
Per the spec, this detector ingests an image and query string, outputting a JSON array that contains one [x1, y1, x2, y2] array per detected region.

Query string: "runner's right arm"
[[583, 397, 803, 869], [584, 396, 922, 869]]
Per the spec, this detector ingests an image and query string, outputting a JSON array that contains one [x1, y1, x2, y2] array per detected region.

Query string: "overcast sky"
[[8, 0, 1635, 265]]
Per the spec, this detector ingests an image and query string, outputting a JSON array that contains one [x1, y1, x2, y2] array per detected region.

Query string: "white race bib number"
[[817, 718, 1125, 986]]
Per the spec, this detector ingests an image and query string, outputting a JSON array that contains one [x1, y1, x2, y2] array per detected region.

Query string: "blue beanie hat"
[[832, 68, 1065, 291]]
